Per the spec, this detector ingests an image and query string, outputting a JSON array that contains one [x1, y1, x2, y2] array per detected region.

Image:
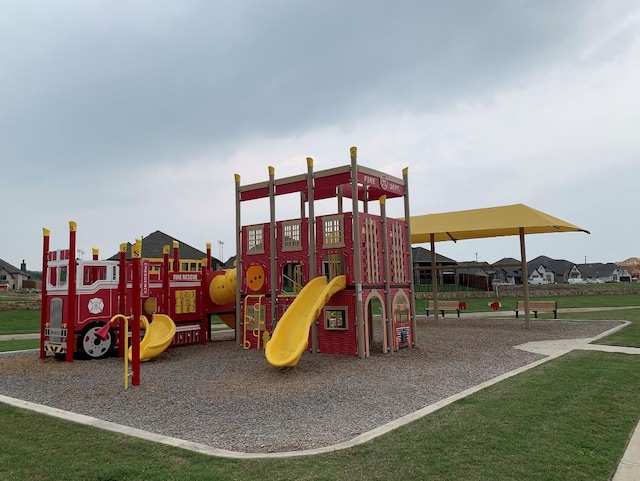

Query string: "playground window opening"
[[282, 263, 303, 293], [322, 215, 345, 248], [325, 307, 348, 330], [282, 220, 302, 252], [247, 225, 265, 255]]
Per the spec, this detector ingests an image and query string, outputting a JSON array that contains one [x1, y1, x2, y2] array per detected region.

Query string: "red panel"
[[316, 290, 358, 356], [240, 186, 270, 201], [357, 172, 405, 198], [275, 179, 307, 196]]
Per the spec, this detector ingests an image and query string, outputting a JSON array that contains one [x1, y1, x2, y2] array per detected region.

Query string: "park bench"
[[514, 300, 558, 319], [425, 300, 463, 318]]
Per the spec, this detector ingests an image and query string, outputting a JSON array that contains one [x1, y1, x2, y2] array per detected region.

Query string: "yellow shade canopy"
[[410, 203, 589, 244]]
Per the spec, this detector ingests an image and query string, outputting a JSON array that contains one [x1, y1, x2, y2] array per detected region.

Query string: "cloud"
[[2, 0, 639, 270]]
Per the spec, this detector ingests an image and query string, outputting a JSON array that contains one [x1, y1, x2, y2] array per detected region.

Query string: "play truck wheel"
[[78, 324, 114, 359]]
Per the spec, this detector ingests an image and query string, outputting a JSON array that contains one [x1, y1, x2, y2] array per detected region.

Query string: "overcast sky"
[[2, 0, 639, 271]]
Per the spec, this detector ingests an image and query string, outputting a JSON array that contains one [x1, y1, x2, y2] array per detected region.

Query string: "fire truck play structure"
[[235, 147, 417, 365], [40, 228, 237, 366], [40, 146, 417, 369]]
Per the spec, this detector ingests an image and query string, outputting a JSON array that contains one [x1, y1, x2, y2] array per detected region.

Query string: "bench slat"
[[514, 300, 557, 319], [426, 300, 462, 318]]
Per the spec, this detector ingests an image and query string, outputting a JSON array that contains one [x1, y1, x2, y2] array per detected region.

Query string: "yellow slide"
[[128, 314, 177, 362], [265, 275, 346, 367]]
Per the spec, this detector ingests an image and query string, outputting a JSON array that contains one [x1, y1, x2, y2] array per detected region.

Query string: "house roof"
[[576, 263, 623, 278], [494, 257, 520, 265], [526, 255, 574, 276], [457, 261, 491, 276], [108, 231, 220, 265], [0, 258, 28, 276], [411, 247, 457, 264]]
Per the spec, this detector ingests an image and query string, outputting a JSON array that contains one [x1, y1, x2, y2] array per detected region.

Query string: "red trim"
[[39, 232, 49, 359], [240, 186, 270, 201], [66, 227, 76, 363]]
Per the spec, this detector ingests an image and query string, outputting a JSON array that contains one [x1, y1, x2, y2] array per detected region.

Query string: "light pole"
[[218, 240, 224, 264]]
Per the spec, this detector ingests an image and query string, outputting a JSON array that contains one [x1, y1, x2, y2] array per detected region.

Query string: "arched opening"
[[365, 291, 387, 355], [392, 290, 412, 350]]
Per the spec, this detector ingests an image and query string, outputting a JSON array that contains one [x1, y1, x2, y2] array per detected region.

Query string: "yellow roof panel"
[[410, 203, 589, 244]]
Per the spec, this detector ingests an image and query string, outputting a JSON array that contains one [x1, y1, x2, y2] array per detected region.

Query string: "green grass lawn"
[[415, 293, 640, 314], [1, 350, 638, 480], [0, 339, 39, 352], [0, 309, 40, 335]]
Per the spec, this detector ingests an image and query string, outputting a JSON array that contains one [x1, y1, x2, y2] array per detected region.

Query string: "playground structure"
[[39, 146, 416, 369], [235, 147, 417, 363], [39, 225, 238, 365]]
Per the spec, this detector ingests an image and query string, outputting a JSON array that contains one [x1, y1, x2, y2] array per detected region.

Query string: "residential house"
[[411, 247, 458, 288], [575, 263, 632, 283], [0, 259, 30, 290], [616, 258, 640, 281], [526, 255, 575, 284], [456, 261, 492, 290], [491, 257, 522, 285], [108, 231, 222, 272]]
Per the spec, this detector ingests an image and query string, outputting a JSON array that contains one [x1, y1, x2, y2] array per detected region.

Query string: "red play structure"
[[40, 146, 416, 369], [40, 226, 236, 366], [234, 147, 416, 364]]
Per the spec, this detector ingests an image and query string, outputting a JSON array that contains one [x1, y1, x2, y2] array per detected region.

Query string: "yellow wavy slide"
[[265, 275, 346, 367], [128, 314, 177, 362]]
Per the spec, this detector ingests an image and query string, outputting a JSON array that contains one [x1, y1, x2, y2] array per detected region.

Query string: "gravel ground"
[[0, 317, 621, 454]]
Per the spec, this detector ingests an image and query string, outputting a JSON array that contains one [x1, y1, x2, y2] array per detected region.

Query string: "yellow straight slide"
[[128, 314, 177, 362], [265, 275, 346, 367]]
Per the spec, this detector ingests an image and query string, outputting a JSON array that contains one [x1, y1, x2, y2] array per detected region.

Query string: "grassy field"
[[0, 309, 40, 335], [1, 348, 638, 480], [1, 295, 639, 480], [414, 292, 640, 315]]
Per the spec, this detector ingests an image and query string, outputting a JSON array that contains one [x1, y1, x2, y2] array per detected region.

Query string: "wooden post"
[[172, 241, 179, 273], [403, 167, 417, 345], [306, 157, 318, 353], [350, 147, 366, 358], [269, 166, 277, 335], [380, 196, 393, 353], [40, 228, 50, 359], [131, 238, 142, 386], [520, 228, 531, 329], [430, 233, 439, 323], [234, 174, 242, 346]]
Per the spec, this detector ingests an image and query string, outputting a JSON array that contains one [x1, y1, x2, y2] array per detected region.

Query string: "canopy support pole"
[[430, 233, 439, 323], [519, 227, 531, 329]]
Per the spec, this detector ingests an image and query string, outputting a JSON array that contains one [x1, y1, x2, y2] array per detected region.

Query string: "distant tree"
[[27, 270, 42, 281]]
